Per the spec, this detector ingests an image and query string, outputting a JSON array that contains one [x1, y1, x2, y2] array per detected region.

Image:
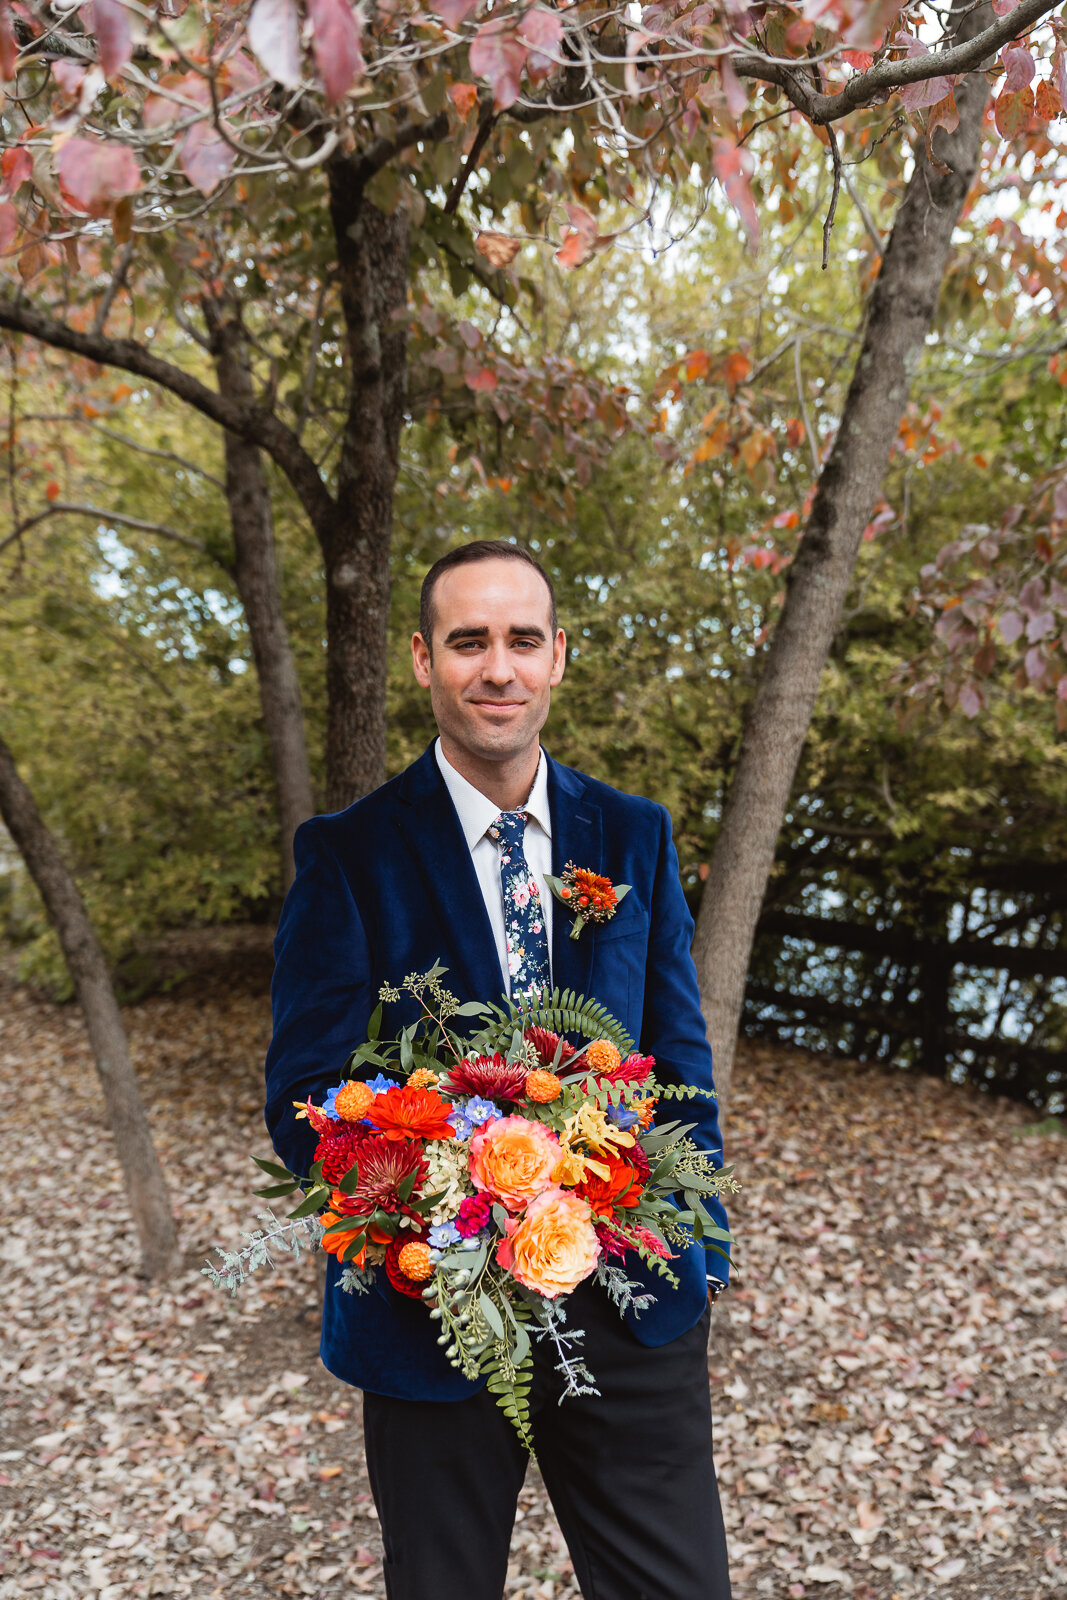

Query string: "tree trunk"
[[692, 3, 993, 1111], [203, 298, 316, 887], [322, 173, 410, 811], [0, 733, 179, 1279]]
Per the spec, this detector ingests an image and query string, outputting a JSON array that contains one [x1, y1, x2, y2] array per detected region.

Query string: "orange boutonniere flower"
[[368, 1084, 456, 1142], [544, 863, 631, 941]]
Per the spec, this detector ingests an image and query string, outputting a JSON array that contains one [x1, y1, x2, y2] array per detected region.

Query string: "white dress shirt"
[[434, 737, 553, 998]]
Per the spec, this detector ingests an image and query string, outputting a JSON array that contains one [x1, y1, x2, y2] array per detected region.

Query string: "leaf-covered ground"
[[1, 937, 1064, 1599]]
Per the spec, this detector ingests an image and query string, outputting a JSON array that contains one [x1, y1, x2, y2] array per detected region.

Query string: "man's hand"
[[707, 1279, 725, 1313]]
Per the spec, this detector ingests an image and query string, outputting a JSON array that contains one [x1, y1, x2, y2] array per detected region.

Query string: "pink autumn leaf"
[[179, 122, 236, 197], [89, 0, 132, 81], [1024, 645, 1046, 681], [999, 610, 1024, 645], [1019, 577, 1045, 614], [248, 0, 302, 90], [0, 0, 16, 82], [465, 367, 498, 392], [714, 138, 758, 251], [958, 682, 983, 718], [57, 137, 141, 217], [469, 19, 527, 110], [308, 0, 365, 103], [1025, 609, 1055, 642], [1001, 46, 1035, 93], [518, 6, 562, 83], [992, 0, 1019, 14], [0, 200, 16, 253], [436, 0, 481, 26], [1057, 674, 1067, 702], [555, 203, 597, 270]]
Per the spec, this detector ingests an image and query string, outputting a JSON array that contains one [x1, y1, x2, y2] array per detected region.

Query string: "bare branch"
[[91, 242, 135, 338], [0, 293, 334, 534], [0, 501, 217, 562]]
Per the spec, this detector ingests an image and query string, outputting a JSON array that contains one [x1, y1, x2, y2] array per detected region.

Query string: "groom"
[[265, 540, 732, 1599]]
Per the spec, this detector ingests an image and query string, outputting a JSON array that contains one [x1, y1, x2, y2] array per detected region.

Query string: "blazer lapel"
[[394, 744, 502, 1005], [546, 753, 600, 1003]]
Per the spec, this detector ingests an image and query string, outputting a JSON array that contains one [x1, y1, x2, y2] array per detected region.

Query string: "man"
[[265, 540, 732, 1600]]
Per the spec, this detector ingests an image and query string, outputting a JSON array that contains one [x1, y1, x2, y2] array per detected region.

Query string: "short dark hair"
[[418, 540, 558, 656]]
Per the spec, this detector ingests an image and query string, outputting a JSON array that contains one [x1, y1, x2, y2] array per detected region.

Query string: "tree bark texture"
[[203, 298, 316, 888], [692, 4, 994, 1111], [322, 173, 410, 812], [0, 734, 179, 1279]]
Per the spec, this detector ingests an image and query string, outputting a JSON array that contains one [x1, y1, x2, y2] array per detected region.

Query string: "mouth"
[[469, 699, 527, 713]]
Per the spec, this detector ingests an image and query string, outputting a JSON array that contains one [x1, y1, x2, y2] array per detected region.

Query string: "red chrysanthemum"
[[524, 1026, 576, 1069], [314, 1121, 370, 1186], [443, 1052, 529, 1102], [571, 867, 617, 912], [329, 1134, 428, 1217], [628, 1141, 651, 1182], [385, 1226, 431, 1298]]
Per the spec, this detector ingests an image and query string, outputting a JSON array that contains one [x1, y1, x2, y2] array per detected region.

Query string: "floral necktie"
[[487, 809, 550, 1000]]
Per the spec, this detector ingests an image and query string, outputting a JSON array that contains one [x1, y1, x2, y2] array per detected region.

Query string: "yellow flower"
[[407, 1067, 438, 1091], [551, 1149, 588, 1187], [562, 1101, 635, 1157]]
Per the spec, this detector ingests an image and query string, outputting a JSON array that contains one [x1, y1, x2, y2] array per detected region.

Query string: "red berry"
[[578, 894, 589, 906], [560, 887, 572, 899]]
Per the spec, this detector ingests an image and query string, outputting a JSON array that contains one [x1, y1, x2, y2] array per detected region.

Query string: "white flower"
[[423, 1140, 473, 1228]]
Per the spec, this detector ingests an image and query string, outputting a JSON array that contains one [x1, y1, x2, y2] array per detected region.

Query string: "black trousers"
[[362, 1280, 732, 1600]]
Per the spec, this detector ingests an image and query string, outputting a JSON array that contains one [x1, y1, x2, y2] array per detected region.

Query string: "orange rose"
[[496, 1187, 600, 1298], [469, 1116, 561, 1213]]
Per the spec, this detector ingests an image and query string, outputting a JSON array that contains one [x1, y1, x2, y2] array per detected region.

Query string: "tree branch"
[[0, 294, 334, 532], [0, 501, 218, 562], [733, 0, 1057, 124], [352, 111, 450, 188]]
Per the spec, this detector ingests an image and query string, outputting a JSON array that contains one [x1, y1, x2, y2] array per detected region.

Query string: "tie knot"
[[488, 810, 527, 849]]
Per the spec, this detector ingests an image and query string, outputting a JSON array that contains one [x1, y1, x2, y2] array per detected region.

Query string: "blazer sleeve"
[[264, 817, 373, 1178], [641, 803, 731, 1282]]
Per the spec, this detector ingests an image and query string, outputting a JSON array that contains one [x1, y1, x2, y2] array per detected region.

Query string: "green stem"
[[569, 914, 586, 941]]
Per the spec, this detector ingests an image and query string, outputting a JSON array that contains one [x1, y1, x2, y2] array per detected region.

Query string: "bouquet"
[[207, 964, 735, 1447]]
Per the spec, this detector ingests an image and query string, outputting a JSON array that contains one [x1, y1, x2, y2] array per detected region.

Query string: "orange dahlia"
[[334, 1080, 375, 1122], [369, 1084, 456, 1142], [385, 1229, 432, 1297], [407, 1067, 439, 1091], [585, 1039, 621, 1075], [396, 1240, 434, 1281], [526, 1069, 563, 1103]]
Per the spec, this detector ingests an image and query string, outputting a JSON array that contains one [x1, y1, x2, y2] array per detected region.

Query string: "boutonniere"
[[544, 862, 631, 941]]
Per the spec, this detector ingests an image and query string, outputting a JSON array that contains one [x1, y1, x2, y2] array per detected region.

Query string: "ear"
[[550, 628, 566, 687], [412, 632, 432, 688]]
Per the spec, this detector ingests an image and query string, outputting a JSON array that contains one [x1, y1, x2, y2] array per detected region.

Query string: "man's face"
[[411, 559, 566, 765]]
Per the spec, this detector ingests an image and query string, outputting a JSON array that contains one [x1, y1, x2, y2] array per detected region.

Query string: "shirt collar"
[[434, 737, 552, 849]]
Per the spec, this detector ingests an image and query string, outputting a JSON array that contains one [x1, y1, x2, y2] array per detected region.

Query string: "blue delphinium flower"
[[463, 1096, 502, 1128], [428, 1222, 461, 1249], [606, 1103, 642, 1131], [449, 1110, 474, 1141], [365, 1072, 399, 1095], [321, 1084, 347, 1118]]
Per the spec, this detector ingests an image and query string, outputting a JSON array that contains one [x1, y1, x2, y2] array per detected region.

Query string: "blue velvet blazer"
[[264, 742, 729, 1401]]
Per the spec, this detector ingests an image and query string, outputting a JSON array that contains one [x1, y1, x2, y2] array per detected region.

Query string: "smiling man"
[[264, 539, 732, 1600]]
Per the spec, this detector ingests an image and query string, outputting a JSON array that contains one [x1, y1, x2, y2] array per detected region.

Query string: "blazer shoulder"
[[294, 769, 410, 860], [557, 761, 666, 831]]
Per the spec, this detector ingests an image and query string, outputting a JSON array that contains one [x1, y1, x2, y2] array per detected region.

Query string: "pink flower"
[[456, 1193, 493, 1237]]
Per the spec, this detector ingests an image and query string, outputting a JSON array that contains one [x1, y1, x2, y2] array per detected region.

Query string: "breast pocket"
[[590, 902, 650, 1038]]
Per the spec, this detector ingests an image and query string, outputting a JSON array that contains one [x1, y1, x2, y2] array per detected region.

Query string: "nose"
[[480, 639, 515, 687]]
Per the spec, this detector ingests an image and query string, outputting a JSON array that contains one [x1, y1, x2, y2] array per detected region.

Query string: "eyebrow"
[[442, 624, 549, 645]]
